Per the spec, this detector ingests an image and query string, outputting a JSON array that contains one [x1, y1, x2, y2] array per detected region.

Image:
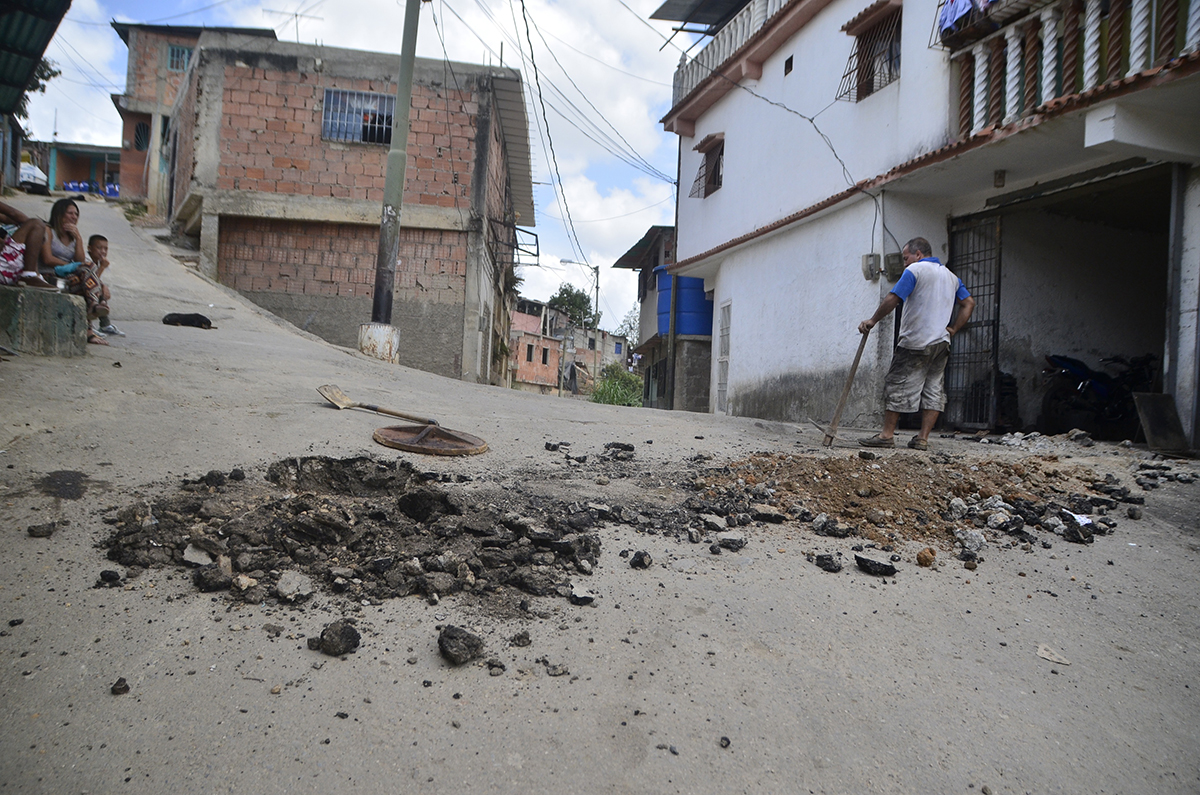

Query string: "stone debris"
[[193, 564, 232, 592], [629, 550, 653, 569], [916, 548, 936, 567], [716, 532, 746, 551], [274, 571, 314, 602], [110, 677, 130, 695], [510, 630, 532, 648], [854, 555, 897, 577], [438, 625, 484, 665], [307, 619, 361, 656], [813, 554, 842, 573], [27, 521, 63, 538], [569, 583, 595, 606]]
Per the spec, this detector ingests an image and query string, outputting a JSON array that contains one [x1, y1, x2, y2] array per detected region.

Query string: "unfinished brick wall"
[[171, 65, 199, 216], [118, 113, 150, 200], [212, 65, 478, 207], [217, 218, 467, 303], [512, 331, 561, 389], [126, 29, 197, 106]]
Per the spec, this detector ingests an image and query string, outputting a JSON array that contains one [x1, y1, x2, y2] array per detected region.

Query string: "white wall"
[[999, 211, 1168, 427], [709, 192, 949, 423], [676, 0, 952, 261]]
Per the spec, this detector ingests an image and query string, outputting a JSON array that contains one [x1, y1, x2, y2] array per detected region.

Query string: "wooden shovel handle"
[[356, 403, 439, 426], [824, 330, 870, 446]]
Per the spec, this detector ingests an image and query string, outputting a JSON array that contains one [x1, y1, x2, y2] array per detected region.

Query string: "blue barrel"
[[655, 266, 713, 337]]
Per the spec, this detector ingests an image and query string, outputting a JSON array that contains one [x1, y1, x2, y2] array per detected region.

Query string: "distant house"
[[510, 297, 570, 394], [24, 140, 121, 193], [656, 0, 1200, 442], [615, 225, 711, 411], [153, 30, 534, 383], [112, 23, 277, 214]]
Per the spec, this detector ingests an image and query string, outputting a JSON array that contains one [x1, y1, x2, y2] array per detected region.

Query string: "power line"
[[541, 194, 672, 223], [541, 28, 671, 87], [612, 0, 903, 252], [518, 0, 588, 266], [525, 11, 673, 183]]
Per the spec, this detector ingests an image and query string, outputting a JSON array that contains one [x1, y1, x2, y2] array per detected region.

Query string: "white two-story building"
[[657, 0, 1200, 443]]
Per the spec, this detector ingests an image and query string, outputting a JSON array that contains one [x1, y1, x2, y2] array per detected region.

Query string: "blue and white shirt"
[[890, 257, 971, 349]]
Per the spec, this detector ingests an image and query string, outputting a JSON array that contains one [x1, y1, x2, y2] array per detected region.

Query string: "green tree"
[[547, 282, 598, 328], [15, 58, 60, 120]]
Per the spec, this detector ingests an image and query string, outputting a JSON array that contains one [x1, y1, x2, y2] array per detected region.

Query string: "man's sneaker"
[[98, 323, 125, 337], [908, 436, 928, 451], [858, 434, 895, 448]]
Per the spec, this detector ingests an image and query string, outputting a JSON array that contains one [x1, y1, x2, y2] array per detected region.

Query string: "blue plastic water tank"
[[655, 266, 713, 337]]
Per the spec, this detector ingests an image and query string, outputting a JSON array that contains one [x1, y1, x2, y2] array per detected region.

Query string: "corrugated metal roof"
[[0, 0, 72, 116], [493, 75, 535, 226], [650, 0, 751, 26]]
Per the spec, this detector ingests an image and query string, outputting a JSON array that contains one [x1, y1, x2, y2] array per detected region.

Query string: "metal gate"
[[945, 215, 1001, 429]]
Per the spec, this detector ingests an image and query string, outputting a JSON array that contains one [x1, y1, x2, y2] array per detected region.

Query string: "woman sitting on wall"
[[39, 198, 111, 345]]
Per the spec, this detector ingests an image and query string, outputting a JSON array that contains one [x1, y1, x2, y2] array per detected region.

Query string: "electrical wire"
[[451, 0, 673, 184], [540, 27, 672, 87], [525, 12, 673, 183], [519, 0, 588, 267], [540, 193, 672, 223], [430, 2, 470, 227], [612, 0, 903, 252]]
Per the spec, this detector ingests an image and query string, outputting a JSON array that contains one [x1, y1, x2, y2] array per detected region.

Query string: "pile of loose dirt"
[[692, 451, 1109, 545]]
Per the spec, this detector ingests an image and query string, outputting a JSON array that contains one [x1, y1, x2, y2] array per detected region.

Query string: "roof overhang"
[[0, 0, 72, 116], [662, 0, 837, 137], [110, 22, 276, 45], [650, 0, 752, 30], [493, 74, 535, 226], [614, 225, 674, 270]]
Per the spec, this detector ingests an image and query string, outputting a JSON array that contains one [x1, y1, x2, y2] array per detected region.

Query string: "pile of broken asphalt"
[[79, 437, 1196, 637]]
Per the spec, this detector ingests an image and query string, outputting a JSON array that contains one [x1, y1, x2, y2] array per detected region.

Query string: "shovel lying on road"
[[318, 384, 439, 425], [316, 384, 488, 456]]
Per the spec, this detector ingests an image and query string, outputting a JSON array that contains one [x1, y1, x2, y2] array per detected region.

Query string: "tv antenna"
[[263, 8, 324, 43]]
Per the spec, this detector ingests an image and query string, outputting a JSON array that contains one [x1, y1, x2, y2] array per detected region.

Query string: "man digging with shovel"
[[857, 237, 975, 450]]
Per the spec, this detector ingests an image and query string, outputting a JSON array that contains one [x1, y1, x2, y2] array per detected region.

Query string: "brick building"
[[112, 23, 276, 214], [163, 32, 534, 383], [510, 297, 569, 394]]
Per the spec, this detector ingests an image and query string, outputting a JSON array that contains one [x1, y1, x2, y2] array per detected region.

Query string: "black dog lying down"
[[162, 313, 216, 329]]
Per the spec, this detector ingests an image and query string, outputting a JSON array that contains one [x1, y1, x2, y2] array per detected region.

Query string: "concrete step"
[[0, 285, 88, 356]]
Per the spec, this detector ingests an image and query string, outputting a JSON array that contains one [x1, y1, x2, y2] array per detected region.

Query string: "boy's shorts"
[[883, 341, 951, 413]]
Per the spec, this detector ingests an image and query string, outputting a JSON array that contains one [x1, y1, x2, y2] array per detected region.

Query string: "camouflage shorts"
[[883, 342, 951, 413]]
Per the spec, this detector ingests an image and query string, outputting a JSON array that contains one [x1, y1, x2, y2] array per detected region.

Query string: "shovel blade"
[[317, 384, 355, 410]]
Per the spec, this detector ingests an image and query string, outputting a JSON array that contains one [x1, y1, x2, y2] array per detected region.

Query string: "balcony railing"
[[948, 0, 1200, 139], [672, 0, 791, 105]]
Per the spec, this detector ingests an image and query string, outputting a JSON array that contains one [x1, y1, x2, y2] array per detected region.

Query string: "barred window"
[[322, 88, 395, 145], [168, 45, 192, 72], [688, 133, 724, 199], [837, 2, 902, 102]]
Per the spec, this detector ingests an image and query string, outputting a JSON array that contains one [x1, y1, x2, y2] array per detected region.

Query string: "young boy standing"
[[87, 234, 124, 337]]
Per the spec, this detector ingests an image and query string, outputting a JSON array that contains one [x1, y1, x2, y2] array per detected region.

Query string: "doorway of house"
[[945, 214, 1002, 430]]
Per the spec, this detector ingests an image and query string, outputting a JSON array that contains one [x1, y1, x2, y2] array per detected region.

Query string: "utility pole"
[[360, 0, 422, 361], [561, 259, 601, 388]]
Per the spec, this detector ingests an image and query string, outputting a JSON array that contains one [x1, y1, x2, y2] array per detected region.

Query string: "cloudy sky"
[[29, 0, 692, 332]]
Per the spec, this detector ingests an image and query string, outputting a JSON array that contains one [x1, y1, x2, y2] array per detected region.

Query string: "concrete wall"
[[999, 211, 1168, 428], [675, 0, 951, 261], [218, 217, 468, 374], [708, 192, 949, 424], [1174, 167, 1200, 443], [0, 287, 88, 357]]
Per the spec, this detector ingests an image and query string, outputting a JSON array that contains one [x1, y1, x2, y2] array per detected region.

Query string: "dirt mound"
[[693, 451, 1106, 545]]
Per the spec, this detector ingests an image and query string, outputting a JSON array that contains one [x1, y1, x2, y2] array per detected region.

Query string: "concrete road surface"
[[1, 194, 1197, 794]]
